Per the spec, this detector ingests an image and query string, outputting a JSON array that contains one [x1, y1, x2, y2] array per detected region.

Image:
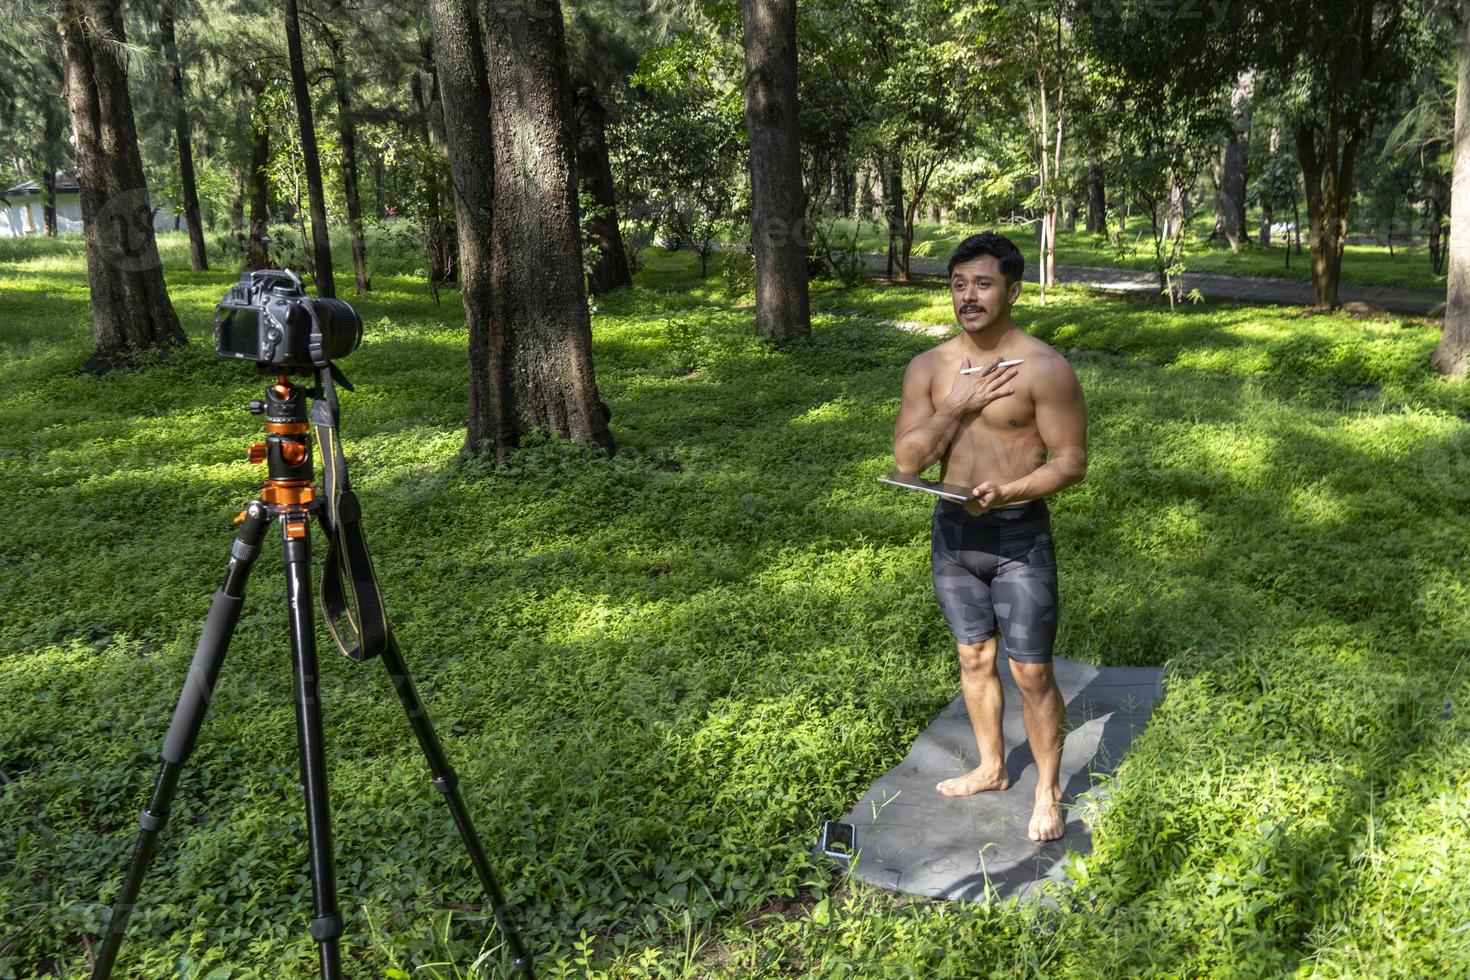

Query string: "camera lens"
[[305, 297, 363, 362]]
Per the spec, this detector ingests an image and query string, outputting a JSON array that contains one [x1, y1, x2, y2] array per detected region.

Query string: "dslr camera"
[[215, 269, 362, 370]]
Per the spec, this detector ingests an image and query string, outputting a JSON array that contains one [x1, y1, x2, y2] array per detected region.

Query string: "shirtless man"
[[892, 232, 1087, 843]]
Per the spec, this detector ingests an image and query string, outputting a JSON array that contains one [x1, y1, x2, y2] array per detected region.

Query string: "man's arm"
[[973, 357, 1087, 507], [892, 357, 957, 474]]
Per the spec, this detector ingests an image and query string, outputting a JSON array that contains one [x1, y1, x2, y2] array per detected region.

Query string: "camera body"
[[215, 269, 362, 370]]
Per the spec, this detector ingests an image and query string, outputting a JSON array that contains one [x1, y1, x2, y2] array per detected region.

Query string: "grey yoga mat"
[[823, 654, 1164, 904]]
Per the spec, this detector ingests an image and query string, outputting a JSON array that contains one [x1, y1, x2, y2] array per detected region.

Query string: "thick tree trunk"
[[1219, 71, 1253, 252], [247, 78, 271, 270], [1434, 0, 1470, 376], [1294, 117, 1357, 310], [325, 20, 370, 293], [574, 84, 631, 295], [1086, 159, 1106, 234], [284, 0, 335, 297], [480, 0, 614, 456], [161, 9, 207, 271], [740, 0, 810, 343], [429, 0, 499, 452], [58, 0, 185, 371]]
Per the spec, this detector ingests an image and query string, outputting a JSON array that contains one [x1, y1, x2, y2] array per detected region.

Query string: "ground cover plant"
[[2, 234, 1469, 977], [829, 218, 1447, 294]]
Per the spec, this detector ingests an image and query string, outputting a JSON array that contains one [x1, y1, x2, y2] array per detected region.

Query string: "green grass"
[[3, 234, 1470, 977], [832, 217, 1447, 293]]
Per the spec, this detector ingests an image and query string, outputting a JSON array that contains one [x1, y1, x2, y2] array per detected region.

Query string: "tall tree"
[[1260, 0, 1423, 308], [57, 0, 185, 371], [283, 0, 335, 297], [1215, 70, 1254, 252], [575, 83, 632, 295], [479, 0, 614, 455], [429, 0, 498, 451], [160, 4, 208, 271], [319, 9, 370, 293], [246, 72, 272, 269], [740, 0, 810, 344], [1434, 0, 1470, 376]]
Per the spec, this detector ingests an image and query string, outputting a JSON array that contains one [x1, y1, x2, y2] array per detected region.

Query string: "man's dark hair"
[[947, 232, 1024, 284]]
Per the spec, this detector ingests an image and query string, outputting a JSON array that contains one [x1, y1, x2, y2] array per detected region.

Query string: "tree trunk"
[[430, 0, 499, 453], [1294, 116, 1357, 310], [284, 0, 335, 297], [1219, 71, 1253, 252], [160, 9, 207, 271], [1086, 159, 1106, 233], [324, 20, 370, 294], [879, 156, 904, 278], [247, 77, 271, 270], [574, 83, 631, 295], [37, 53, 65, 236], [58, 0, 185, 372], [740, 0, 810, 344], [40, 165, 57, 236], [1434, 0, 1470, 376], [480, 0, 614, 456], [411, 61, 454, 286], [231, 165, 244, 232]]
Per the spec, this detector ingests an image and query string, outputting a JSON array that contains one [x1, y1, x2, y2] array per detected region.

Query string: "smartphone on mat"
[[821, 820, 856, 860]]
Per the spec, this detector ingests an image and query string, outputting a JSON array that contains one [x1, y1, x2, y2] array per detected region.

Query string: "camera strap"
[[311, 367, 389, 663]]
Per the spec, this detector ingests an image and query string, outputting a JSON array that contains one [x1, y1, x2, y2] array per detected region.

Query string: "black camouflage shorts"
[[930, 497, 1058, 663]]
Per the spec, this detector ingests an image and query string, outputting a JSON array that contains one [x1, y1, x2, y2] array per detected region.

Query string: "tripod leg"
[[282, 518, 344, 980], [379, 635, 535, 976], [93, 502, 272, 979]]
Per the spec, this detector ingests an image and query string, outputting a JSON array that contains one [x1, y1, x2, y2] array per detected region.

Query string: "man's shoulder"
[[905, 337, 958, 374], [1014, 334, 1077, 381]]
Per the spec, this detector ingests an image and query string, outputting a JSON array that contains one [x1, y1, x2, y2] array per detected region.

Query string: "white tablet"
[[876, 472, 974, 503]]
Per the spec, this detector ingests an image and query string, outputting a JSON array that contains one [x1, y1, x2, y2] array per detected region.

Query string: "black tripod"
[[92, 374, 534, 979]]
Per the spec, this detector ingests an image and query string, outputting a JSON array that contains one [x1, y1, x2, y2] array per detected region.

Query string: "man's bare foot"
[[1028, 787, 1064, 842], [936, 765, 1010, 797]]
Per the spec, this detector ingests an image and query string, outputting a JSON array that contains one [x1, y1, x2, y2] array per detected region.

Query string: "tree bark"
[[39, 52, 64, 237], [430, 0, 499, 453], [574, 83, 631, 295], [1219, 71, 1253, 252], [480, 0, 614, 456], [324, 18, 370, 293], [284, 0, 335, 297], [740, 0, 810, 344], [1086, 159, 1106, 233], [411, 54, 455, 286], [40, 166, 57, 236], [58, 0, 185, 371], [160, 8, 207, 271], [1294, 115, 1357, 310], [1434, 0, 1470, 376]]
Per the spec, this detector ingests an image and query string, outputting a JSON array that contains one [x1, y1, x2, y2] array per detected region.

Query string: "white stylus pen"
[[961, 358, 1024, 374]]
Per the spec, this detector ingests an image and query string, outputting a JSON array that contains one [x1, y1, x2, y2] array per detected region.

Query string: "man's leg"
[[936, 636, 1010, 796], [1011, 661, 1065, 841]]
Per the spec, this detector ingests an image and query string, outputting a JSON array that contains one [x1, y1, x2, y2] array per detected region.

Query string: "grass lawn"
[[3, 233, 1470, 976], [830, 218, 1447, 293]]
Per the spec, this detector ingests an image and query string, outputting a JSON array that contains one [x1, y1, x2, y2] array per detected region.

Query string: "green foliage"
[[611, 29, 746, 276], [4, 230, 1470, 976]]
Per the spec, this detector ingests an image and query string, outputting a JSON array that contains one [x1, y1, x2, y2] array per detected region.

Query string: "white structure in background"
[[1, 171, 179, 237]]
